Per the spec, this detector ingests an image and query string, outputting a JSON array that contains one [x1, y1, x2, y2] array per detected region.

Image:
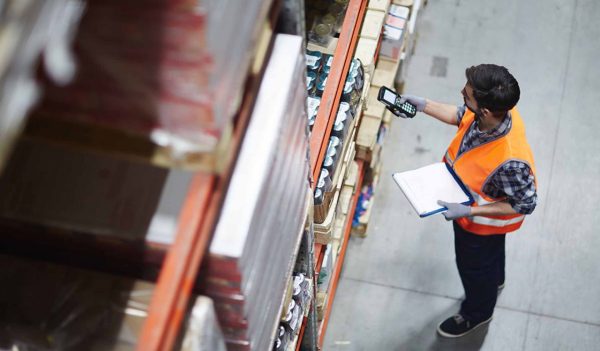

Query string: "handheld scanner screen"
[[383, 89, 397, 104]]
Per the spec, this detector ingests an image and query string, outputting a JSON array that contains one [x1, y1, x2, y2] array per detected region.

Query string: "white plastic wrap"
[[180, 296, 227, 351], [0, 254, 154, 350], [27, 0, 272, 165], [0, 0, 83, 173]]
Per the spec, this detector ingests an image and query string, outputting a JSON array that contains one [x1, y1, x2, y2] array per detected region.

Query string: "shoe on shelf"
[[437, 314, 492, 338]]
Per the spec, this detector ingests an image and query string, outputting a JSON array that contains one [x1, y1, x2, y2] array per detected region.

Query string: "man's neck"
[[477, 113, 506, 132]]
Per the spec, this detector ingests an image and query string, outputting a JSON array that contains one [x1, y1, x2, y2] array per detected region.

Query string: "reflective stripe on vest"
[[444, 107, 536, 235], [468, 187, 525, 227], [471, 214, 525, 227]]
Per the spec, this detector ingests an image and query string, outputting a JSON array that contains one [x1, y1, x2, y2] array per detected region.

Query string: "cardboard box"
[[356, 114, 382, 149], [354, 37, 379, 74], [360, 10, 386, 40], [371, 66, 395, 88], [368, 0, 391, 12], [393, 0, 414, 7], [379, 5, 410, 61], [364, 86, 386, 118], [389, 4, 411, 18]]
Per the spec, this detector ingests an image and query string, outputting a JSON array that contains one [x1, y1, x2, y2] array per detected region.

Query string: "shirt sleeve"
[[483, 161, 537, 215], [456, 105, 467, 126]]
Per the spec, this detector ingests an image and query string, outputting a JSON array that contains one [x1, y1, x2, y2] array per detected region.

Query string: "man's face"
[[461, 83, 480, 115]]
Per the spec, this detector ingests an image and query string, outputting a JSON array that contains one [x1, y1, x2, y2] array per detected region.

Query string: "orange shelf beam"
[[137, 174, 216, 351], [295, 312, 310, 351], [318, 159, 365, 347], [309, 0, 368, 189], [314, 243, 326, 275], [306, 3, 367, 348]]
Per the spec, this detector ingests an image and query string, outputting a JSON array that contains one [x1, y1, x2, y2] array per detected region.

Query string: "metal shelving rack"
[[0, 1, 281, 351], [0, 0, 377, 349], [316, 160, 365, 348], [303, 0, 369, 349]]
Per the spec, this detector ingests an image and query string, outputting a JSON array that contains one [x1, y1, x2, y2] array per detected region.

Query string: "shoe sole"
[[436, 316, 493, 338]]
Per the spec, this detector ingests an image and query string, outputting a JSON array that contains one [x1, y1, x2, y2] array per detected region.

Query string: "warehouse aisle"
[[324, 0, 600, 350]]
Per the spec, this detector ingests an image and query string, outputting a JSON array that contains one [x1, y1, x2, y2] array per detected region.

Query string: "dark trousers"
[[453, 221, 505, 323]]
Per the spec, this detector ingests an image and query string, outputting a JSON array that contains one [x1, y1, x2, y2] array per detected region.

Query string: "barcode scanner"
[[377, 86, 417, 118]]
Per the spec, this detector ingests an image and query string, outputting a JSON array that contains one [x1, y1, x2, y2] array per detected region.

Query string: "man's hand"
[[437, 200, 471, 221], [399, 94, 427, 118]]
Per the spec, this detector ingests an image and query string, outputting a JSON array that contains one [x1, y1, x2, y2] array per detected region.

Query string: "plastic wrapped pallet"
[[379, 4, 410, 61], [0, 254, 154, 350], [204, 34, 310, 351], [26, 0, 272, 167], [0, 138, 182, 242], [0, 0, 83, 173]]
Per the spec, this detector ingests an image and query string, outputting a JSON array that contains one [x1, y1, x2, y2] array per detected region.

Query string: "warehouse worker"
[[399, 64, 537, 338]]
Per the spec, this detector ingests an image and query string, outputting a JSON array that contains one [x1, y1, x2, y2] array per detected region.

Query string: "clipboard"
[[392, 162, 474, 217]]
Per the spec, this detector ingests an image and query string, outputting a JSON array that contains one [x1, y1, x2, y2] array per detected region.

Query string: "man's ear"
[[480, 108, 492, 117]]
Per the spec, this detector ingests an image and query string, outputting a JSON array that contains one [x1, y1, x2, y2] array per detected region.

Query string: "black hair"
[[465, 64, 520, 113]]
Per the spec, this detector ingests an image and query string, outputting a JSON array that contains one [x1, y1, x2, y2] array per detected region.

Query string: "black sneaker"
[[437, 314, 492, 338]]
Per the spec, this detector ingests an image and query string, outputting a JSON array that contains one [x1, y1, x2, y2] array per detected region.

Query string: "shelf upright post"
[[309, 0, 368, 188]]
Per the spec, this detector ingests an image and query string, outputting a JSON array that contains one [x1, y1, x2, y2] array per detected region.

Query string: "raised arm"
[[423, 99, 459, 125], [399, 95, 459, 125]]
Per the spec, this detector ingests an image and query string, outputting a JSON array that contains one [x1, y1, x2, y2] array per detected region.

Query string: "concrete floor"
[[324, 0, 600, 350]]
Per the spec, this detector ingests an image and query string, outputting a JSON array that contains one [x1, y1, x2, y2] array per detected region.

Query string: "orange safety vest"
[[443, 107, 537, 235]]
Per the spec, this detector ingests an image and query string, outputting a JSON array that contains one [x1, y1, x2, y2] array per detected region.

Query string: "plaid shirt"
[[455, 105, 537, 214]]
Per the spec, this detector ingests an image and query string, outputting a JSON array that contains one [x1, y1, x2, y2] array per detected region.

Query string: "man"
[[399, 64, 537, 337]]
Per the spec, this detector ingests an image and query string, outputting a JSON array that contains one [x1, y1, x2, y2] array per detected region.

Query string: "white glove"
[[437, 200, 471, 221], [399, 94, 427, 112]]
